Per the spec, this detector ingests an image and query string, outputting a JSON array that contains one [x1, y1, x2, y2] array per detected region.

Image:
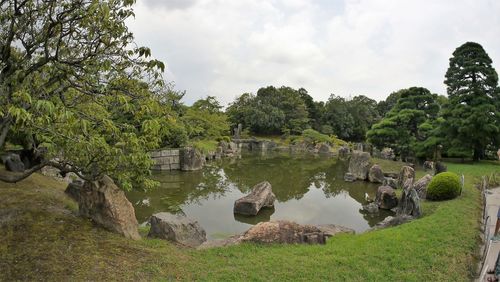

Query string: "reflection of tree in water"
[[221, 152, 338, 202], [126, 166, 230, 222]]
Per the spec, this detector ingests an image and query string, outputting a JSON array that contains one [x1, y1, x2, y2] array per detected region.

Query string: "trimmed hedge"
[[426, 171, 461, 201]]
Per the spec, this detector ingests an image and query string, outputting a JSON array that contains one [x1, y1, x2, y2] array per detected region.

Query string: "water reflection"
[[126, 151, 391, 239]]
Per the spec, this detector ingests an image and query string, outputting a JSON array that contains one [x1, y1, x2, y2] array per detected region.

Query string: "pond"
[[126, 151, 392, 240]]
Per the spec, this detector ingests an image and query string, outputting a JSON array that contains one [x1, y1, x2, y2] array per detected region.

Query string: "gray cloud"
[[129, 0, 500, 105]]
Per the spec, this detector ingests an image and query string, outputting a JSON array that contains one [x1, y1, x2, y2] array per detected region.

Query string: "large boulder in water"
[[4, 153, 24, 172], [234, 181, 276, 216], [180, 147, 205, 171], [240, 220, 327, 244], [148, 212, 207, 247], [375, 186, 398, 210], [414, 174, 433, 199], [348, 151, 372, 180], [77, 175, 140, 240], [368, 164, 385, 183], [397, 166, 415, 189]]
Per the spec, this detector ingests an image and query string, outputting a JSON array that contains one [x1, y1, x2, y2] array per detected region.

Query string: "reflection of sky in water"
[[126, 153, 391, 240]]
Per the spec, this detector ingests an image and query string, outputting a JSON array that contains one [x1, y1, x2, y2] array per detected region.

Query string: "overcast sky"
[[128, 0, 500, 105]]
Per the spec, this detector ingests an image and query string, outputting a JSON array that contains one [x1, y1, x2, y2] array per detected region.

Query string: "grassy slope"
[[1, 161, 499, 281]]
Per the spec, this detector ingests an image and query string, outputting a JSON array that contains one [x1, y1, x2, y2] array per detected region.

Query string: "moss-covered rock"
[[426, 172, 461, 201]]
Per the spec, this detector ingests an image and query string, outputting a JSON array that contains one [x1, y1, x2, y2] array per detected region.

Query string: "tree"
[[0, 1, 170, 189], [376, 90, 403, 117], [441, 42, 500, 160], [322, 95, 354, 140], [367, 87, 440, 159], [226, 86, 309, 135], [346, 95, 380, 141], [182, 96, 229, 140], [298, 88, 323, 131]]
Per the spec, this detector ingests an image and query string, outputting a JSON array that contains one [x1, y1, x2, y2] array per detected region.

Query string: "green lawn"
[[1, 161, 499, 281]]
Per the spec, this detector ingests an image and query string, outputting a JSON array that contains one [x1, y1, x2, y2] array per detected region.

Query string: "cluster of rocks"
[[344, 151, 395, 185], [214, 141, 240, 159], [360, 164, 435, 229]]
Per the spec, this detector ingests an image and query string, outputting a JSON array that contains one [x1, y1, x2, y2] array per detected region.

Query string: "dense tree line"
[[227, 42, 500, 161], [227, 87, 381, 142]]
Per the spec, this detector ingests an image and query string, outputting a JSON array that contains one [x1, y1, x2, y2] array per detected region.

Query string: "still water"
[[126, 152, 392, 239]]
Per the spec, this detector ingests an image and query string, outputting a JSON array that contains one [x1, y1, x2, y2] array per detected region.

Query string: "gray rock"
[[397, 178, 422, 218], [368, 164, 385, 183], [315, 224, 355, 237], [434, 161, 447, 175], [148, 212, 207, 247], [317, 143, 331, 154], [338, 146, 350, 159], [234, 181, 276, 216], [414, 174, 432, 199], [362, 202, 379, 213], [348, 151, 372, 180], [4, 154, 24, 172], [65, 180, 83, 202], [375, 186, 398, 210], [383, 177, 398, 189], [373, 215, 413, 230], [78, 175, 140, 240], [344, 172, 356, 182], [180, 147, 205, 171], [380, 147, 395, 160], [423, 161, 434, 171], [397, 166, 415, 189]]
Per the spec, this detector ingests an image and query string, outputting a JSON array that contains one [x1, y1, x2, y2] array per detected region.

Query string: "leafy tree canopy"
[[367, 87, 440, 159], [226, 86, 309, 135], [0, 0, 176, 190]]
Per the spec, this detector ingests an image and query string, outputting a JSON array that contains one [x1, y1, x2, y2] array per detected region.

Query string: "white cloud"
[[129, 0, 500, 105]]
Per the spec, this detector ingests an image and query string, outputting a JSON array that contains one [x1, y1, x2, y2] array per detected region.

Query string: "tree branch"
[[0, 161, 48, 183]]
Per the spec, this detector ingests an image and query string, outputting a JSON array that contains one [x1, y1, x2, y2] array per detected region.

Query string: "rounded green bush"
[[426, 172, 461, 201]]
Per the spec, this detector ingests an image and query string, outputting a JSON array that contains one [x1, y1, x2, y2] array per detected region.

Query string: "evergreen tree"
[[441, 42, 500, 160], [367, 87, 439, 159]]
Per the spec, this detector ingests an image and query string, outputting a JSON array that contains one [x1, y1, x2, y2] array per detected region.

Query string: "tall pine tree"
[[442, 42, 500, 160]]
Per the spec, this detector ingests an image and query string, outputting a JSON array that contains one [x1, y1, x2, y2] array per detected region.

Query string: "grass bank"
[[1, 161, 499, 281]]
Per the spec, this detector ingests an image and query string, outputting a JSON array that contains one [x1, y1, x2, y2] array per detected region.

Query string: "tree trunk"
[[0, 117, 11, 149], [473, 146, 483, 161]]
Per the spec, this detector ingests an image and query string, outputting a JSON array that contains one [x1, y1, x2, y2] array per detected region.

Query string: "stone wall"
[[151, 149, 180, 171]]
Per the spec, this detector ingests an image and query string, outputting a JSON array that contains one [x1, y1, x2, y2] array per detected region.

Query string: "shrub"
[[301, 129, 331, 145], [426, 172, 461, 201]]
